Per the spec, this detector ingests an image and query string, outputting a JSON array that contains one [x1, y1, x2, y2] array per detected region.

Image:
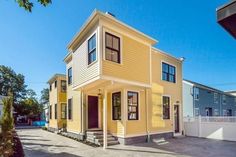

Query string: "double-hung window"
[[162, 62, 176, 83], [127, 91, 139, 120], [61, 80, 67, 92], [105, 32, 120, 63], [112, 92, 121, 120], [68, 67, 72, 85], [163, 96, 170, 119], [88, 34, 96, 65], [68, 98, 72, 120], [54, 104, 57, 119], [61, 103, 67, 119]]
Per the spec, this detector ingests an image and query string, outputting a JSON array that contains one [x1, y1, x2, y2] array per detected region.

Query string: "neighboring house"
[[225, 90, 236, 96], [217, 0, 236, 38], [183, 79, 236, 117], [47, 74, 67, 131], [49, 10, 183, 145]]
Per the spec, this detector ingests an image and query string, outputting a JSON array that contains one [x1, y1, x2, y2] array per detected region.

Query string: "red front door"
[[88, 96, 99, 129]]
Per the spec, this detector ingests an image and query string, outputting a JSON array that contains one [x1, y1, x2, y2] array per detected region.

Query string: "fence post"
[[198, 115, 201, 137]]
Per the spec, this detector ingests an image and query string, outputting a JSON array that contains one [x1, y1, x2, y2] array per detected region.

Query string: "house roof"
[[67, 9, 157, 52], [47, 74, 66, 84], [183, 79, 231, 95]]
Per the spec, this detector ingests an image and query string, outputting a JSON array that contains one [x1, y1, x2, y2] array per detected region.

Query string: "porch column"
[[103, 90, 107, 149]]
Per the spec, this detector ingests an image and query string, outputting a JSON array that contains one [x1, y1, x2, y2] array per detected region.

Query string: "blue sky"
[[0, 0, 235, 97]]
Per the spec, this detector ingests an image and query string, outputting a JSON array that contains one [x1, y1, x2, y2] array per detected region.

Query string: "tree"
[[40, 88, 49, 106], [0, 65, 27, 104], [16, 0, 52, 12], [1, 95, 14, 135]]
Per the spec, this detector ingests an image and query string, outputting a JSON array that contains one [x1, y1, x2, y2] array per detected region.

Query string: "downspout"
[[145, 88, 150, 142], [80, 90, 83, 135]]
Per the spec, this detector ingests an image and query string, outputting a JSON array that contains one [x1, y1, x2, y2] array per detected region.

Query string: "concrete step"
[[99, 140, 120, 146], [95, 137, 116, 143]]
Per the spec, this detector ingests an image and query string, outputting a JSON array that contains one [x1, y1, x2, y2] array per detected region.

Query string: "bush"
[[42, 126, 47, 131]]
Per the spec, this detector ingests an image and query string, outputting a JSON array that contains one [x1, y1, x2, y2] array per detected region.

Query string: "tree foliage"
[[40, 88, 49, 106], [16, 0, 52, 12], [1, 96, 14, 135], [0, 65, 27, 103]]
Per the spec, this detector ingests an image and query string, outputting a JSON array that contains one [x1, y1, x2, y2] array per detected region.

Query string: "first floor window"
[[112, 92, 121, 120], [127, 91, 139, 120], [50, 105, 52, 119], [194, 108, 199, 116], [163, 96, 170, 119], [55, 104, 57, 119], [61, 103, 67, 119], [214, 109, 219, 116], [68, 99, 72, 120]]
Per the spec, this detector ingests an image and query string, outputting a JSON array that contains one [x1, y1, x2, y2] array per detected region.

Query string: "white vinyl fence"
[[184, 116, 236, 141]]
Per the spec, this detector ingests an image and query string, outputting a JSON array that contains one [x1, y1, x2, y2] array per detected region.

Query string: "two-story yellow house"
[[48, 74, 67, 132], [50, 10, 183, 147]]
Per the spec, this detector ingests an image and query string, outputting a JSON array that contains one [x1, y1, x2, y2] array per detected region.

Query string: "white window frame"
[[194, 87, 199, 100]]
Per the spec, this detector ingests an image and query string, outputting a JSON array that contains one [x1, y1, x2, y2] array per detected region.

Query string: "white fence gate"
[[184, 116, 236, 141]]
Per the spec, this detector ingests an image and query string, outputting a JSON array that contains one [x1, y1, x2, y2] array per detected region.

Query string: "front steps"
[[86, 130, 119, 146]]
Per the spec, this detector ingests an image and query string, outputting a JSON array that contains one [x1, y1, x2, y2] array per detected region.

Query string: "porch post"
[[103, 90, 107, 149]]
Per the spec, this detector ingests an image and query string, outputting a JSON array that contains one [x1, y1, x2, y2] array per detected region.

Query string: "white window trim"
[[103, 27, 123, 65], [127, 90, 140, 121], [111, 90, 122, 121], [194, 87, 199, 101], [162, 95, 172, 120], [161, 60, 177, 84], [87, 30, 98, 67]]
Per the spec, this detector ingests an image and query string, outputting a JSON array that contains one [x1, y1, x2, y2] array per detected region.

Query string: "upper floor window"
[[163, 96, 170, 119], [194, 87, 199, 100], [162, 62, 176, 83], [214, 93, 218, 103], [61, 80, 67, 92], [50, 105, 52, 119], [222, 95, 226, 105], [105, 32, 120, 63], [88, 34, 96, 65], [127, 91, 139, 120], [68, 67, 72, 85], [50, 84, 52, 91], [54, 80, 57, 88], [112, 92, 121, 120]]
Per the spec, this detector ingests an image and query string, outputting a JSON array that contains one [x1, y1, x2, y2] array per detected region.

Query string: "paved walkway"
[[17, 129, 236, 157]]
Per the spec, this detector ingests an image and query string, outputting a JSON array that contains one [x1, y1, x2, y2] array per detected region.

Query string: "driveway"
[[17, 129, 236, 157]]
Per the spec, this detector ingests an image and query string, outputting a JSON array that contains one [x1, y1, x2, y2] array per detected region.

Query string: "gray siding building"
[[183, 80, 236, 117]]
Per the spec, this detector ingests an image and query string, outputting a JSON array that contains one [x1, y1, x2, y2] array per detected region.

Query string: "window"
[[61, 80, 67, 92], [54, 104, 57, 119], [88, 34, 96, 65], [54, 80, 57, 88], [222, 95, 226, 105], [163, 96, 170, 119], [68, 98, 72, 120], [68, 67, 72, 85], [61, 103, 67, 119], [112, 92, 121, 120], [214, 109, 219, 116], [194, 87, 199, 100], [194, 108, 200, 116], [127, 91, 139, 120], [50, 105, 52, 119], [214, 93, 218, 103], [162, 62, 176, 83], [105, 32, 120, 63], [50, 84, 52, 91]]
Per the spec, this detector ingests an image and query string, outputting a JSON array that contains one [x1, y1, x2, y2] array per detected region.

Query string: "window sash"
[[88, 34, 96, 65], [112, 92, 121, 120], [55, 104, 57, 119], [68, 68, 72, 85], [162, 63, 176, 83], [127, 91, 139, 120], [105, 32, 120, 63], [61, 103, 67, 119], [163, 96, 170, 119]]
